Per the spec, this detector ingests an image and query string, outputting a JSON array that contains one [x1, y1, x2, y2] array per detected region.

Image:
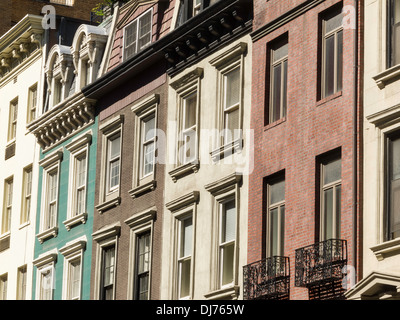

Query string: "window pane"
[[272, 63, 282, 122], [77, 155, 87, 187], [70, 260, 81, 299], [225, 67, 240, 108], [395, 23, 400, 66], [282, 59, 288, 118], [335, 185, 341, 238], [125, 21, 137, 58], [184, 92, 197, 130], [270, 179, 285, 204], [225, 107, 239, 143], [325, 11, 343, 34], [270, 207, 279, 256], [273, 43, 288, 62], [337, 30, 343, 92], [280, 206, 285, 255], [109, 159, 120, 189], [110, 135, 120, 160], [144, 116, 156, 142], [179, 259, 191, 298], [221, 242, 234, 286], [104, 247, 115, 287], [323, 158, 341, 185], [138, 273, 149, 300], [391, 179, 400, 238], [143, 141, 155, 176], [180, 217, 193, 258], [139, 12, 152, 49], [324, 34, 335, 97], [222, 200, 236, 243], [391, 136, 400, 180], [138, 233, 150, 274], [324, 188, 334, 240]]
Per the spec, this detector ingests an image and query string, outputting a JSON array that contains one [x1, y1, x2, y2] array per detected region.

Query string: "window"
[[175, 0, 218, 26], [205, 174, 241, 299], [140, 114, 156, 178], [67, 258, 81, 300], [320, 157, 342, 241], [53, 77, 62, 106], [219, 199, 236, 287], [97, 115, 123, 213], [268, 38, 288, 124], [82, 59, 91, 88], [0, 274, 7, 300], [222, 66, 241, 145], [45, 169, 59, 230], [8, 99, 18, 142], [39, 267, 54, 300], [124, 10, 152, 61], [107, 133, 121, 193], [321, 6, 343, 99], [130, 95, 159, 198], [179, 92, 198, 165], [178, 216, 192, 299], [38, 149, 62, 242], [21, 166, 32, 225], [27, 84, 37, 123], [266, 176, 285, 257], [101, 246, 116, 300], [136, 232, 151, 300], [388, 0, 400, 67], [387, 133, 400, 240], [17, 266, 27, 300], [2, 177, 13, 235], [210, 43, 246, 161]]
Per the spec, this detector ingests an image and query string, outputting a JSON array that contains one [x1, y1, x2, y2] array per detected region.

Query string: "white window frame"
[[16, 265, 27, 300], [20, 165, 33, 226], [33, 250, 57, 300], [37, 148, 63, 243], [27, 83, 38, 123], [210, 43, 247, 162], [92, 223, 120, 300], [64, 132, 92, 230], [96, 115, 124, 214], [1, 176, 13, 236], [125, 208, 156, 300], [166, 191, 199, 300], [129, 94, 159, 199], [169, 68, 203, 182], [0, 273, 7, 300], [123, 9, 153, 61], [7, 98, 18, 143], [60, 237, 86, 300], [204, 173, 241, 300]]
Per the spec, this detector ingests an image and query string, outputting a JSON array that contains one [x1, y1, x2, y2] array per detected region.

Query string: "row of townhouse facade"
[[0, 0, 399, 301]]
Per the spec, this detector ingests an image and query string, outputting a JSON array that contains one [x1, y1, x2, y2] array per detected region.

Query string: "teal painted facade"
[[32, 120, 97, 300]]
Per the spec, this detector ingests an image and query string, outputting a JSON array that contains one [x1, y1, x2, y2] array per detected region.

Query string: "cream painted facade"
[[345, 0, 400, 300], [161, 35, 252, 300], [0, 15, 44, 300]]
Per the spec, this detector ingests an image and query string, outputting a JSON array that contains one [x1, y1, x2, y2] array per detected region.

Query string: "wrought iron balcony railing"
[[243, 256, 290, 300], [295, 239, 347, 288]]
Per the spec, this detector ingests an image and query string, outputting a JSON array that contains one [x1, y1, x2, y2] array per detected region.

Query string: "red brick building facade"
[[246, 0, 363, 300]]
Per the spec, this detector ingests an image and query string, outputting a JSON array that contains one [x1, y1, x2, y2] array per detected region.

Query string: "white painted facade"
[[161, 35, 252, 300], [0, 15, 45, 300], [345, 0, 400, 300]]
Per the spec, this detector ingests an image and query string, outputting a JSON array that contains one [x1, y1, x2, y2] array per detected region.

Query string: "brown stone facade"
[[89, 0, 175, 300], [247, 0, 363, 300]]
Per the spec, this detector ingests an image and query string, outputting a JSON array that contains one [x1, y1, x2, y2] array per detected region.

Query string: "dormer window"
[[124, 9, 152, 61]]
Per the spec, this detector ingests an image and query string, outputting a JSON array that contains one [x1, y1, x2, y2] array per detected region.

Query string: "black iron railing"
[[243, 256, 290, 300], [295, 239, 347, 288]]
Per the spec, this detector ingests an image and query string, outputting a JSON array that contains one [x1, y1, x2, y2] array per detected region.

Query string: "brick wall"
[[248, 0, 363, 300]]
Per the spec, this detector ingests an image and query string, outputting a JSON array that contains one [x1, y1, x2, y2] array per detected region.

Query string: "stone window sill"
[[373, 64, 400, 89], [96, 197, 121, 214], [63, 212, 88, 231], [204, 285, 240, 300], [370, 238, 400, 261], [169, 162, 199, 182], [128, 180, 156, 199], [36, 227, 58, 244]]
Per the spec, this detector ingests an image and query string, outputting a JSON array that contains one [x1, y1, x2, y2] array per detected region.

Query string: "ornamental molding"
[[0, 15, 43, 79], [28, 93, 96, 151]]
